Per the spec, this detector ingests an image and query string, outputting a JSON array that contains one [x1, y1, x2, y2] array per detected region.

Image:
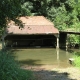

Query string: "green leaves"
[[0, 0, 25, 28], [0, 0, 80, 32], [0, 50, 34, 80], [22, 2, 33, 16]]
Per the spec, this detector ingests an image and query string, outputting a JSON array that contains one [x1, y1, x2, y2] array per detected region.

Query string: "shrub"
[[0, 50, 34, 80], [73, 52, 80, 68]]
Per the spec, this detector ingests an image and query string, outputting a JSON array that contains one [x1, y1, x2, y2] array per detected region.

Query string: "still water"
[[14, 48, 74, 68]]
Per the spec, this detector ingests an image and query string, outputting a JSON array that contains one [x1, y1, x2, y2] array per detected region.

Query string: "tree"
[[1, 0, 80, 46], [0, 0, 20, 27], [0, 0, 27, 48], [0, 0, 32, 35], [22, 0, 80, 31]]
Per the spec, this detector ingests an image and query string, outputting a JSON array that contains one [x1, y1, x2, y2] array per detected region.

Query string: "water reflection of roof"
[[6, 16, 59, 35]]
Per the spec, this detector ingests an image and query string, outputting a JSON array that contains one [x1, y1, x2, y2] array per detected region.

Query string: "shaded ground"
[[22, 65, 80, 80]]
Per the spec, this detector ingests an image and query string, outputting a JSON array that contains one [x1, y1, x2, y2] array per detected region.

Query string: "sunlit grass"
[[73, 56, 80, 68], [73, 52, 80, 68]]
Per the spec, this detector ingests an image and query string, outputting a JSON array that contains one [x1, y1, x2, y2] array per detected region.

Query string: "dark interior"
[[5, 35, 56, 48]]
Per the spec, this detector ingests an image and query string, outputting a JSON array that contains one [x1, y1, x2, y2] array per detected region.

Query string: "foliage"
[[47, 0, 79, 30], [0, 0, 80, 43], [68, 34, 80, 44], [0, 0, 21, 27], [20, 0, 80, 30], [21, 0, 80, 45], [74, 56, 80, 67], [47, 5, 69, 30], [73, 52, 80, 68], [0, 50, 34, 80], [0, 0, 80, 30], [21, 1, 33, 16]]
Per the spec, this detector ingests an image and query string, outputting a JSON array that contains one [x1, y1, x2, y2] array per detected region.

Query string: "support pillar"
[[56, 37, 59, 49], [66, 39, 68, 51], [2, 38, 5, 49], [66, 34, 69, 51], [79, 35, 80, 49], [1, 32, 7, 49], [54, 34, 59, 49]]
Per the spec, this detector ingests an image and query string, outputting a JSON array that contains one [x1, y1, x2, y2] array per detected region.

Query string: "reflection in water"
[[14, 48, 73, 68], [56, 49, 60, 67], [66, 51, 69, 63], [57, 49, 59, 60]]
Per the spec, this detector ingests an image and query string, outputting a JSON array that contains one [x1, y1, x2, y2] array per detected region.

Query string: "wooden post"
[[1, 31, 7, 49], [2, 38, 5, 49], [54, 34, 59, 49], [66, 39, 68, 51], [79, 35, 80, 49], [66, 34, 69, 51], [56, 37, 59, 49]]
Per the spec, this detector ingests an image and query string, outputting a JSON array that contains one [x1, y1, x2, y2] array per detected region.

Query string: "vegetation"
[[0, 0, 31, 34], [73, 52, 80, 68], [0, 0, 80, 45], [20, 0, 80, 44], [0, 50, 34, 80], [20, 0, 80, 30], [0, 0, 80, 30], [0, 0, 80, 79]]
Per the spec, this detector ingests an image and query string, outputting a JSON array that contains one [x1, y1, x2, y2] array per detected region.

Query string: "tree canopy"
[[0, 0, 28, 34], [21, 0, 80, 31], [0, 0, 20, 27], [0, 0, 80, 31]]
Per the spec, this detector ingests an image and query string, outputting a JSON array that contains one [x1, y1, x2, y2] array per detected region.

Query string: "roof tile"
[[6, 16, 59, 34]]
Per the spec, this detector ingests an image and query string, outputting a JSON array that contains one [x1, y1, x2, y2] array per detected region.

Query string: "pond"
[[13, 48, 75, 68]]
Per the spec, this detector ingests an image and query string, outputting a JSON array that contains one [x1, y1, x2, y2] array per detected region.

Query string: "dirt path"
[[22, 65, 80, 80]]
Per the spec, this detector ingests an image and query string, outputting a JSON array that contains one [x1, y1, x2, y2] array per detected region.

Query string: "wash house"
[[2, 16, 59, 48]]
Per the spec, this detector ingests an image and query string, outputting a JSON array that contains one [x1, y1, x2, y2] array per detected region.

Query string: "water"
[[13, 48, 74, 68]]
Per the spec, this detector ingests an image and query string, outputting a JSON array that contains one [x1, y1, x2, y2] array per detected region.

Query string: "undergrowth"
[[0, 50, 34, 80], [73, 52, 80, 68]]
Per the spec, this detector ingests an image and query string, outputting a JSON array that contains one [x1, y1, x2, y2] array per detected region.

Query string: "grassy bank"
[[73, 52, 80, 68], [0, 50, 34, 80]]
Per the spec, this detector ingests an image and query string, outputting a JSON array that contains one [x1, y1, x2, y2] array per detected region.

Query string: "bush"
[[73, 52, 80, 68], [0, 50, 34, 80]]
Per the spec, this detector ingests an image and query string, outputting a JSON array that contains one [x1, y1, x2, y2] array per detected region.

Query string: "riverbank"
[[22, 65, 80, 80]]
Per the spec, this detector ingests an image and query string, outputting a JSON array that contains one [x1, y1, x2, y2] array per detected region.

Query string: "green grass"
[[0, 50, 34, 80], [74, 56, 80, 67], [73, 52, 80, 68]]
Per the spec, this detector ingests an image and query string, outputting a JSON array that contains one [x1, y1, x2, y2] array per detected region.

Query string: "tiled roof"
[[6, 16, 59, 35]]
